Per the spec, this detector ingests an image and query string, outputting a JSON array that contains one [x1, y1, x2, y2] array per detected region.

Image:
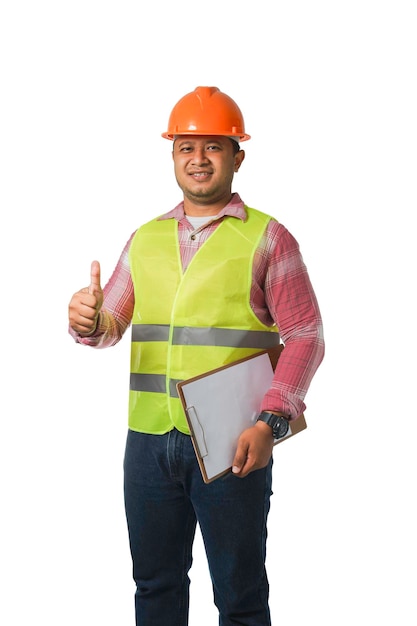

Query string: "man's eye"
[[207, 145, 220, 151]]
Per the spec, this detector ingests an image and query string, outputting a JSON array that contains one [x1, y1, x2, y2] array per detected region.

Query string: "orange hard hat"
[[161, 86, 251, 142]]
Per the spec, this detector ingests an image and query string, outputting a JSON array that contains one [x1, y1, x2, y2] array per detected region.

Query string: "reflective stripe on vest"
[[128, 206, 280, 435], [131, 324, 280, 348]]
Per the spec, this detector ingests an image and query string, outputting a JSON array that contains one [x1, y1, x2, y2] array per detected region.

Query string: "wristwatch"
[[257, 411, 289, 440]]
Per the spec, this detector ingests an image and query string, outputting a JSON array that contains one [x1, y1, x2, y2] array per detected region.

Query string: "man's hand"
[[231, 421, 274, 478], [68, 260, 103, 335]]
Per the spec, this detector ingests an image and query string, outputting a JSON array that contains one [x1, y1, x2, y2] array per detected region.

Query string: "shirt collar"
[[158, 192, 247, 222]]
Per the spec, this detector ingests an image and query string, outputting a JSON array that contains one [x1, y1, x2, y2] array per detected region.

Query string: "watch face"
[[273, 417, 289, 439]]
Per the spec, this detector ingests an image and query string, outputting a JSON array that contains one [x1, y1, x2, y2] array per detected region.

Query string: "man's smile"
[[189, 171, 212, 181]]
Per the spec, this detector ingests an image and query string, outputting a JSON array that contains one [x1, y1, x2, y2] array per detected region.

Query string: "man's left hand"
[[231, 421, 274, 478]]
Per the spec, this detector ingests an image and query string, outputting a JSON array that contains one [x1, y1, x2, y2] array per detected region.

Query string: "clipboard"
[[176, 349, 307, 483]]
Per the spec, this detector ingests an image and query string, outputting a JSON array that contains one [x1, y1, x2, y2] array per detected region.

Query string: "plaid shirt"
[[71, 194, 324, 418]]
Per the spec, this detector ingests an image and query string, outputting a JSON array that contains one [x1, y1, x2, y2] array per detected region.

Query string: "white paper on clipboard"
[[177, 351, 302, 483]]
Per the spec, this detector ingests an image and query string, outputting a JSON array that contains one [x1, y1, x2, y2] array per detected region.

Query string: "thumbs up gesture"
[[68, 261, 104, 335]]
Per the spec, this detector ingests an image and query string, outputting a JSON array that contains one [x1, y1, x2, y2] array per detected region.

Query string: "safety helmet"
[[161, 86, 251, 142]]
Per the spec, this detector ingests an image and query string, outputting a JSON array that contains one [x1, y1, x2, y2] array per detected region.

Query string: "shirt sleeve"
[[69, 232, 136, 348], [259, 222, 325, 418]]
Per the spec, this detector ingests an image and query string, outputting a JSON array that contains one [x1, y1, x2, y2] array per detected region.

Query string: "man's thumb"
[[232, 443, 247, 474], [88, 260, 102, 295]]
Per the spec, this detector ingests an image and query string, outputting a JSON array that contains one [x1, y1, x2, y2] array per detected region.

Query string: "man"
[[68, 86, 324, 626]]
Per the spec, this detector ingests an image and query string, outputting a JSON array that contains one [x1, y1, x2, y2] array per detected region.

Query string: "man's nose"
[[192, 147, 209, 165]]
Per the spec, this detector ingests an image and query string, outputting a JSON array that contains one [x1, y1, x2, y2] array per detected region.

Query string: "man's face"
[[172, 135, 244, 208]]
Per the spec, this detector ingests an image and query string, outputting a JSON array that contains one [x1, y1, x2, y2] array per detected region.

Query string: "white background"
[[1, 1, 416, 625]]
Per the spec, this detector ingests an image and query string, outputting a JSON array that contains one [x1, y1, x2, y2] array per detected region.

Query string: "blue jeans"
[[123, 428, 273, 626]]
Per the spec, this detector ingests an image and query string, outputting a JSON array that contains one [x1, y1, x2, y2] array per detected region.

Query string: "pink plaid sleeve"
[[258, 222, 325, 417]]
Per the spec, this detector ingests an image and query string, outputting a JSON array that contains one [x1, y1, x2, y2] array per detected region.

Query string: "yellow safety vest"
[[128, 206, 280, 434]]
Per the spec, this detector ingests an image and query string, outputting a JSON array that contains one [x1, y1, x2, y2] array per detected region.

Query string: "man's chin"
[[185, 188, 214, 203]]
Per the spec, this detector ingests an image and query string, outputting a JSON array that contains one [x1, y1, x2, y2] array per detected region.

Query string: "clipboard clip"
[[186, 406, 208, 458]]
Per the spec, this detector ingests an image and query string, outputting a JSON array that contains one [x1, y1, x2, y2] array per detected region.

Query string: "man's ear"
[[234, 150, 245, 172]]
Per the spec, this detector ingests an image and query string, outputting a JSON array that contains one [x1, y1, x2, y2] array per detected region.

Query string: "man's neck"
[[183, 194, 233, 217]]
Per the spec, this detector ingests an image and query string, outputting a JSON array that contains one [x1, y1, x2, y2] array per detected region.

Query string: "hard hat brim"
[[161, 131, 251, 141]]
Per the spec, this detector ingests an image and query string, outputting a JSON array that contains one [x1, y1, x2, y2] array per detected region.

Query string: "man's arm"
[[232, 223, 324, 477]]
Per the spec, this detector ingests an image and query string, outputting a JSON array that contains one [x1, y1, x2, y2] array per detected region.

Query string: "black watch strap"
[[257, 411, 289, 439]]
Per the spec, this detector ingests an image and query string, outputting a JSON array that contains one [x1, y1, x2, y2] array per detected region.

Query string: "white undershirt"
[[186, 215, 218, 240], [186, 215, 217, 230]]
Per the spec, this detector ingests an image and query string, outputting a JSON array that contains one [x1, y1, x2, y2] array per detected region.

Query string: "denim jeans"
[[123, 428, 273, 626]]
